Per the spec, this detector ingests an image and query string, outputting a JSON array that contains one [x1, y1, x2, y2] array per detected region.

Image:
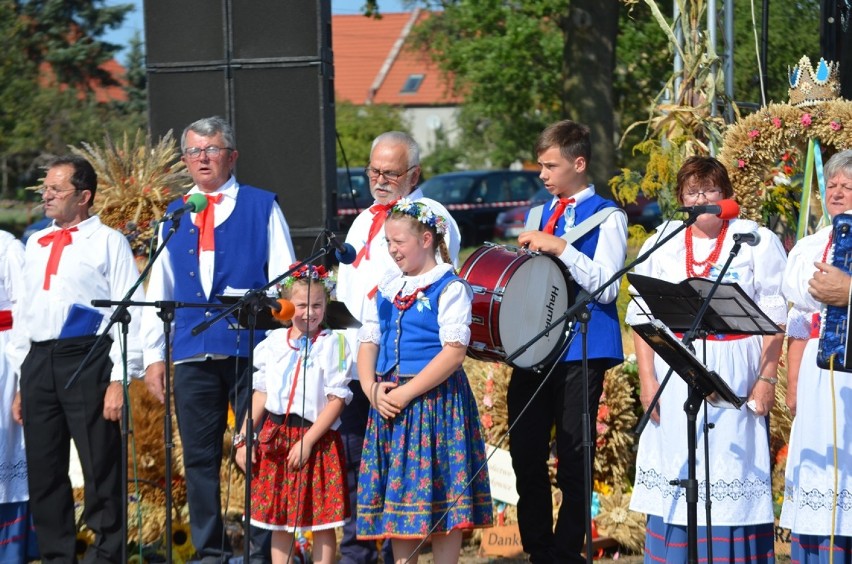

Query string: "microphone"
[[157, 193, 209, 224], [266, 297, 295, 322], [732, 231, 761, 246], [677, 199, 740, 220], [325, 229, 357, 265]]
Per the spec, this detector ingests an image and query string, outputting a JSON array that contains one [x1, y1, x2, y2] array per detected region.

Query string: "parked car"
[[22, 215, 51, 244], [335, 167, 372, 233], [493, 188, 663, 240], [418, 170, 544, 247], [493, 187, 552, 240]]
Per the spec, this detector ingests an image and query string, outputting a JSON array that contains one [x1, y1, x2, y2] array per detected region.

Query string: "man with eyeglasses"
[[10, 155, 144, 562], [335, 131, 460, 563], [142, 116, 295, 563]]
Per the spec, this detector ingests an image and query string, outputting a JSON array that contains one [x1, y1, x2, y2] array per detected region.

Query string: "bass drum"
[[459, 243, 574, 369]]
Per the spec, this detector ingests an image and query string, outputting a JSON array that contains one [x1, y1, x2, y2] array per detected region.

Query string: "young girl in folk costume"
[[356, 199, 492, 564], [235, 264, 353, 564]]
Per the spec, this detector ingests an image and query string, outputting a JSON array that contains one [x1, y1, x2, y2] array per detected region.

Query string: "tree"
[[0, 0, 138, 195], [406, 1, 620, 187], [334, 100, 408, 168], [731, 0, 820, 107]]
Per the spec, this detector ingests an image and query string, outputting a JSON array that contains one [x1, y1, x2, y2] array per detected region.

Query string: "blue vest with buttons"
[[375, 270, 458, 375], [539, 193, 623, 367], [165, 185, 275, 360]]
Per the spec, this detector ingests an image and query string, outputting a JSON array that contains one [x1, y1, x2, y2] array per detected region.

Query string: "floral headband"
[[280, 264, 336, 294], [389, 198, 449, 235]]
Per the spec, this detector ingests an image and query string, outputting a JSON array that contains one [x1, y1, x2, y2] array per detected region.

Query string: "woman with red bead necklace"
[[235, 265, 353, 564], [780, 149, 852, 562], [626, 156, 787, 563], [355, 199, 492, 564]]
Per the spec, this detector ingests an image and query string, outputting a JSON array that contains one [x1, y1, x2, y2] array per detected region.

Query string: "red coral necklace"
[[393, 285, 431, 311], [685, 221, 730, 278]]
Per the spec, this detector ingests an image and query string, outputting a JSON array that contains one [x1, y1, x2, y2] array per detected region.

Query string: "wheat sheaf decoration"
[[71, 130, 192, 255]]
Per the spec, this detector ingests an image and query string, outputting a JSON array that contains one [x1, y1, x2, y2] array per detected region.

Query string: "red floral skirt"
[[250, 418, 349, 531]]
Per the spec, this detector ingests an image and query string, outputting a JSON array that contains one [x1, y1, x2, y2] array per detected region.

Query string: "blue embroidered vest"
[[375, 271, 458, 375], [165, 185, 276, 360], [539, 193, 623, 367]]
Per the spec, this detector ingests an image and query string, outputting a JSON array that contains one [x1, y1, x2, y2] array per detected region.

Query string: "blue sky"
[[104, 0, 412, 63]]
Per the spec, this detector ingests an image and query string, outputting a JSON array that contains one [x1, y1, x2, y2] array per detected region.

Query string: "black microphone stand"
[[503, 213, 704, 564], [69, 214, 185, 564], [190, 241, 341, 563], [633, 238, 746, 564]]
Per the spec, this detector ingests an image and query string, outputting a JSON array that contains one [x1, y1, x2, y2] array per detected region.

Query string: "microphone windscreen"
[[270, 298, 295, 321], [336, 243, 357, 265], [187, 192, 209, 213], [717, 199, 740, 220]]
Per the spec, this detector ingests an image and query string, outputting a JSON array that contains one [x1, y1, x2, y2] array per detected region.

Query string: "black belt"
[[268, 412, 312, 428]]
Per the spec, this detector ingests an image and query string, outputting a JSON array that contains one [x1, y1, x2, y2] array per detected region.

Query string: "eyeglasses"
[[37, 185, 80, 197], [364, 165, 416, 182], [184, 146, 233, 159], [682, 188, 722, 202]]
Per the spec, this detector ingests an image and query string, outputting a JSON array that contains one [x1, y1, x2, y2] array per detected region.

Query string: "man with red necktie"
[[142, 116, 295, 563], [512, 120, 628, 563], [9, 155, 144, 563], [335, 131, 460, 563]]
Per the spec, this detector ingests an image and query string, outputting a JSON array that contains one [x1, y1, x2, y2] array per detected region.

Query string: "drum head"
[[498, 254, 570, 368]]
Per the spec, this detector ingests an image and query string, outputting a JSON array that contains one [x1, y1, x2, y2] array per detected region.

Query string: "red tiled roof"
[[38, 59, 128, 103], [332, 10, 461, 106]]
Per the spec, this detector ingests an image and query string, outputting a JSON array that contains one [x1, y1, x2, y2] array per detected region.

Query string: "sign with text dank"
[[480, 523, 524, 557]]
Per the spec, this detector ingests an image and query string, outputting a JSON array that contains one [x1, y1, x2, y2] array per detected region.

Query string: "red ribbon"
[[542, 197, 575, 234], [352, 201, 396, 267], [38, 227, 78, 290], [189, 193, 223, 252], [0, 310, 12, 331]]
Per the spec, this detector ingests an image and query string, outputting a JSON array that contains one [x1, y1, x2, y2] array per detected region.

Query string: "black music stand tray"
[[632, 320, 743, 409], [627, 273, 783, 336]]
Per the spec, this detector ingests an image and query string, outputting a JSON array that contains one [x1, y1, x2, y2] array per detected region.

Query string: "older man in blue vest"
[[142, 116, 295, 563]]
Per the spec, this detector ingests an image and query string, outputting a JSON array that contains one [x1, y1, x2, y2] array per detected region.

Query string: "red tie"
[[542, 197, 575, 234], [38, 227, 78, 290], [191, 193, 224, 252], [352, 201, 396, 267]]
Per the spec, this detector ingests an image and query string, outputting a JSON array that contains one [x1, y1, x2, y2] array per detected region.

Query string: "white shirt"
[[8, 216, 144, 381], [551, 186, 628, 305], [0, 231, 28, 503], [141, 177, 296, 368], [337, 187, 461, 325], [253, 328, 353, 428]]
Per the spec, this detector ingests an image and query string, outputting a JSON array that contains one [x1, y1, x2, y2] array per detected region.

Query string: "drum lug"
[[472, 315, 485, 325], [470, 285, 488, 294]]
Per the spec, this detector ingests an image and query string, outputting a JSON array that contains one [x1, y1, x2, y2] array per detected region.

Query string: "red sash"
[[0, 310, 12, 331]]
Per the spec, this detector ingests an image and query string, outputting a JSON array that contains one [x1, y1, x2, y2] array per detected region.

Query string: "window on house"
[[400, 74, 424, 94]]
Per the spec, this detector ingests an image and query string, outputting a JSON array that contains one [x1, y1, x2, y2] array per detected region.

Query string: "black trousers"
[[507, 359, 608, 564], [20, 336, 122, 564]]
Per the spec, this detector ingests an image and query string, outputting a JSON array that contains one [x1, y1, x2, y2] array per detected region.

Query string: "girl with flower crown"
[[234, 264, 353, 564], [355, 199, 492, 564]]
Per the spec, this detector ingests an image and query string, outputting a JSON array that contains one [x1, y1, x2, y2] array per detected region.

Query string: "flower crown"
[[389, 198, 448, 235], [280, 264, 336, 294]]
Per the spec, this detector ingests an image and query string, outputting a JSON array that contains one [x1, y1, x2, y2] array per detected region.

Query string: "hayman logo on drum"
[[544, 285, 559, 338]]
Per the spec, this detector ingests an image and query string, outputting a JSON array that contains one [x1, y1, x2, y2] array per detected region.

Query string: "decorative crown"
[[788, 56, 841, 107], [280, 264, 335, 294], [389, 198, 449, 235]]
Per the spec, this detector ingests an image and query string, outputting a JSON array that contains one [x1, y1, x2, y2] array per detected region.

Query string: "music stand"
[[627, 273, 783, 336], [630, 275, 782, 564]]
